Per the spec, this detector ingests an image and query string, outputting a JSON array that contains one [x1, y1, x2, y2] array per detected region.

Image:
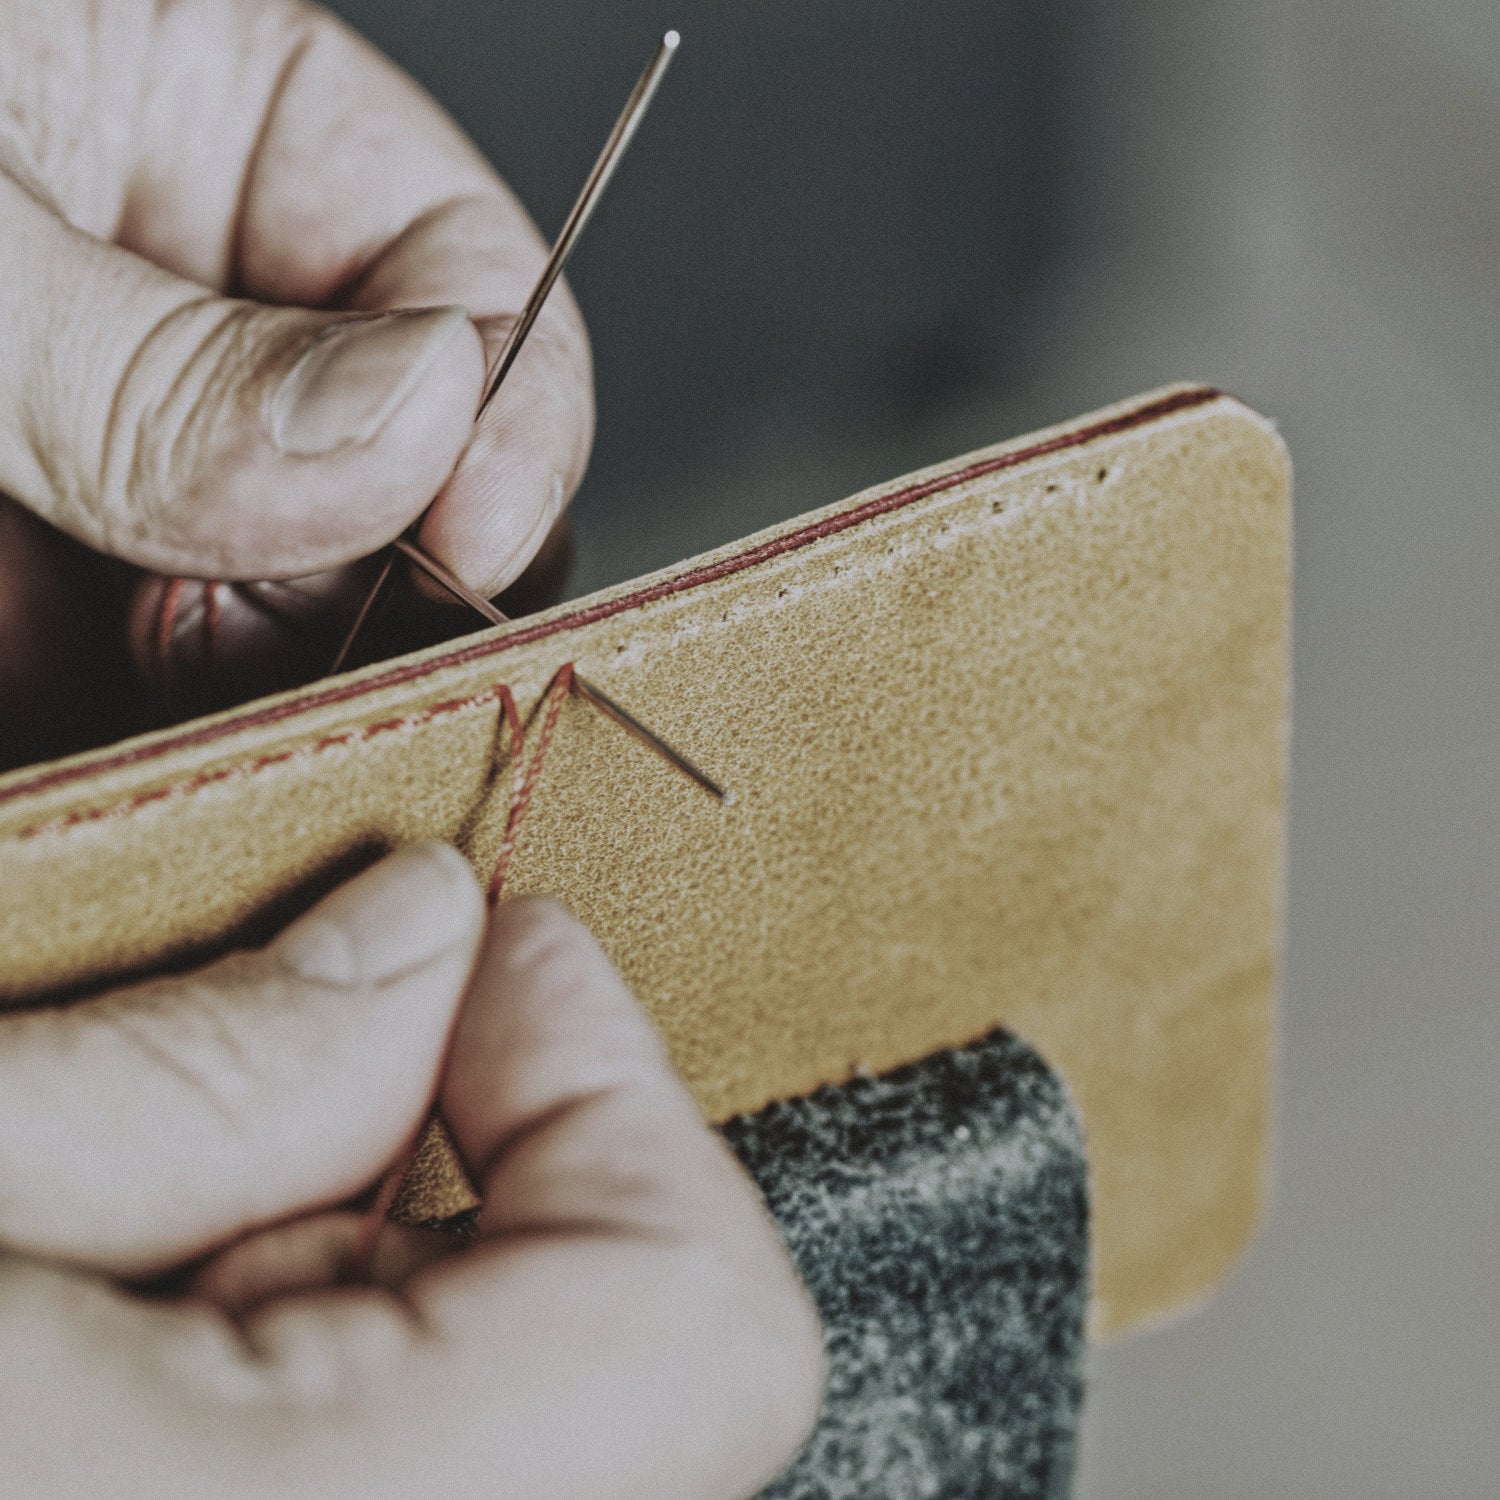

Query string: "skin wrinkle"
[[3, 1, 146, 234], [0, 128, 54, 210], [329, 189, 499, 311], [144, 302, 264, 556], [133, 962, 265, 1091], [241, 1294, 429, 1420], [470, 1086, 621, 1194], [265, 918, 468, 994], [91, 1002, 244, 1131], [174, 1303, 351, 1435], [111, 0, 156, 241], [0, 11, 830, 1484], [82, 0, 144, 239], [1, 185, 78, 510], [0, 27, 70, 213], [485, 1152, 700, 1249], [469, 319, 591, 446], [1, 0, 592, 702], [1, 924, 467, 1268], [524, 324, 594, 488], [448, 458, 567, 595], [96, 289, 221, 552], [223, 17, 316, 297], [163, 1295, 290, 1407], [474, 1215, 668, 1250], [235, 14, 520, 309]]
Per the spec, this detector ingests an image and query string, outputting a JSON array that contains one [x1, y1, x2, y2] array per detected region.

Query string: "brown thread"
[[347, 663, 602, 1280], [486, 664, 574, 903], [204, 581, 223, 651], [16, 688, 511, 839], [0, 386, 1222, 821]]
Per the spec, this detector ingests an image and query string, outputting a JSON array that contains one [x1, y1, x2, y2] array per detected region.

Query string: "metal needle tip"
[[476, 31, 680, 417], [337, 31, 683, 675]]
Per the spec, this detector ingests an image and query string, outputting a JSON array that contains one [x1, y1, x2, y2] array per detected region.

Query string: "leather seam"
[[1, 386, 1221, 833], [17, 687, 508, 841]]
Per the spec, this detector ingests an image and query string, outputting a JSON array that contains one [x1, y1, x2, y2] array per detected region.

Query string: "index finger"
[[138, 0, 594, 597], [1, 898, 821, 1500], [269, 899, 821, 1498]]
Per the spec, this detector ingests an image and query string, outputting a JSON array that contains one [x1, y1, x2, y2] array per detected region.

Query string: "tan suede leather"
[[0, 386, 1289, 1336]]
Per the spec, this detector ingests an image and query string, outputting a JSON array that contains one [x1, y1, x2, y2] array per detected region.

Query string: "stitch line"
[[486, 664, 575, 902], [2, 387, 1221, 830], [17, 686, 510, 840], [349, 662, 619, 1274]]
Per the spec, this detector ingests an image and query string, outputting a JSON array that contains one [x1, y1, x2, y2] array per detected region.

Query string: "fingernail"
[[275, 841, 481, 987], [269, 307, 471, 458]]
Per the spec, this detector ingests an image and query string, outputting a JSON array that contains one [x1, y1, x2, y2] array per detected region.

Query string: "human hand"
[[0, 0, 594, 752], [0, 842, 823, 1498]]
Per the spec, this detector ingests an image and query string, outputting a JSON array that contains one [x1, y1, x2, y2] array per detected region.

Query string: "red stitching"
[[350, 662, 615, 1276], [154, 578, 186, 685], [486, 664, 575, 904], [2, 386, 1222, 828], [16, 687, 510, 839]]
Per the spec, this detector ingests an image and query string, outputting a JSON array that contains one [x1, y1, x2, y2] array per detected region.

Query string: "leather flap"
[[0, 386, 1290, 1335]]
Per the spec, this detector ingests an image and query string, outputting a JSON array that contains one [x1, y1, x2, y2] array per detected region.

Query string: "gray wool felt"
[[722, 1029, 1089, 1500]]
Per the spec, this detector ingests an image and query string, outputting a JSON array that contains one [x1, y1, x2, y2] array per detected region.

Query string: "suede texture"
[[0, 386, 1290, 1334]]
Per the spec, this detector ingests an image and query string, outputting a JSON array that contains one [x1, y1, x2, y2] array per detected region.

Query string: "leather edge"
[[0, 385, 1224, 814]]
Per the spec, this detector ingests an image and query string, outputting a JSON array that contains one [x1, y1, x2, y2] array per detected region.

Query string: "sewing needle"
[[478, 29, 679, 418], [326, 35, 721, 801], [392, 537, 727, 802], [331, 30, 679, 676]]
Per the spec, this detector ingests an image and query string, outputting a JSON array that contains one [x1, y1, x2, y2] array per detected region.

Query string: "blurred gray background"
[[325, 1, 1498, 1493]]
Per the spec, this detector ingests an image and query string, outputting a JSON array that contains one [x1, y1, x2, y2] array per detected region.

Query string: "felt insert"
[[726, 1028, 1088, 1499]]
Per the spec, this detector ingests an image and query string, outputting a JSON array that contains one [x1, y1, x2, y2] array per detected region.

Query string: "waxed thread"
[[486, 663, 575, 903], [346, 662, 596, 1279], [1, 384, 1217, 824], [204, 581, 223, 651]]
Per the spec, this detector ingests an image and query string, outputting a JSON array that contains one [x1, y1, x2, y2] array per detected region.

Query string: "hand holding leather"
[[0, 842, 822, 1499]]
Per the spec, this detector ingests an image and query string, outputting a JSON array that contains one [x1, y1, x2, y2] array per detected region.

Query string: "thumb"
[[0, 175, 484, 579], [0, 841, 485, 1277]]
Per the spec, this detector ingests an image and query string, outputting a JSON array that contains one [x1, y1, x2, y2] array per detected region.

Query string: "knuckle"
[[96, 295, 240, 558], [122, 301, 263, 542]]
